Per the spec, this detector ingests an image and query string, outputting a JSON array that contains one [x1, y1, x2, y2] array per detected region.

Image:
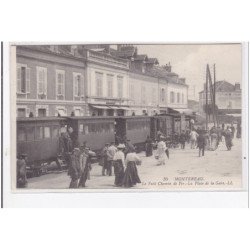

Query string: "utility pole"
[[213, 64, 217, 126], [205, 64, 208, 130]]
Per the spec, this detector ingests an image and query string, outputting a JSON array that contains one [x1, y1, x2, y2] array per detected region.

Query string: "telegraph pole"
[[205, 64, 208, 130], [213, 64, 217, 126]]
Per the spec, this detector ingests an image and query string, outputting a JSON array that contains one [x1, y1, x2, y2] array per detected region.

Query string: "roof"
[[110, 46, 137, 59], [145, 58, 159, 64], [134, 54, 148, 61], [199, 80, 238, 93], [17, 117, 67, 122]]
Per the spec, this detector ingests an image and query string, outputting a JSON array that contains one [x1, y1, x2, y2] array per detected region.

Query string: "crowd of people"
[[16, 121, 241, 189]]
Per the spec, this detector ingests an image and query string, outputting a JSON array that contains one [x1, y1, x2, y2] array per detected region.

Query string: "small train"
[[17, 113, 193, 168]]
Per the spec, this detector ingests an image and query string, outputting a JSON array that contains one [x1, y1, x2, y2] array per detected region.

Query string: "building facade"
[[16, 45, 87, 117], [16, 44, 189, 118], [199, 80, 241, 115]]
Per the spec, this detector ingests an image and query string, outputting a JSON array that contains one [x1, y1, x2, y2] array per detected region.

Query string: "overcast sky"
[[136, 44, 242, 101]]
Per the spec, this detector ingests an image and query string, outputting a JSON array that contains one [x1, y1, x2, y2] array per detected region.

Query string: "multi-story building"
[[199, 80, 241, 115], [15, 44, 189, 118], [16, 45, 87, 117]]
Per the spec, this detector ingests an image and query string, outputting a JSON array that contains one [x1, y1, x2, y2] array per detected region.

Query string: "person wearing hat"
[[68, 148, 81, 188], [16, 153, 28, 188], [124, 139, 135, 157], [100, 143, 109, 176], [78, 147, 96, 187], [145, 135, 153, 157], [113, 144, 125, 187], [197, 132, 206, 157], [106, 142, 117, 176], [123, 147, 141, 188], [156, 136, 167, 165]]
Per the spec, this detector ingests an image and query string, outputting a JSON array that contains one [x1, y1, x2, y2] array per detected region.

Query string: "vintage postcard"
[[11, 43, 247, 192]]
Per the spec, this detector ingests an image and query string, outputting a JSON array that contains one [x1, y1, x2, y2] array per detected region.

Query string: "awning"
[[226, 113, 241, 117], [171, 108, 194, 115], [91, 105, 111, 109], [108, 106, 130, 110]]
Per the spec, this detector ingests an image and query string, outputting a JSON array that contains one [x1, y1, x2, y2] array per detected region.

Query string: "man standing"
[[16, 153, 28, 188], [68, 148, 81, 188], [106, 142, 117, 176], [179, 130, 186, 149], [224, 126, 233, 151], [197, 132, 206, 157], [190, 129, 199, 149], [100, 143, 109, 176]]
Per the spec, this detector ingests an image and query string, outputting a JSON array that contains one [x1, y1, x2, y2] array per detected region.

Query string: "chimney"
[[235, 82, 241, 91]]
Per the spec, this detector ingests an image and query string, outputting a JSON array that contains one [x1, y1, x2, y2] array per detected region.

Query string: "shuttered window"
[[96, 72, 103, 97], [37, 67, 47, 96], [117, 76, 123, 98], [107, 74, 113, 97], [16, 65, 30, 94], [56, 70, 65, 99]]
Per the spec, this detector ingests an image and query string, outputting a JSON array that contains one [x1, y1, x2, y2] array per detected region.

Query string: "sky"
[[136, 44, 242, 101]]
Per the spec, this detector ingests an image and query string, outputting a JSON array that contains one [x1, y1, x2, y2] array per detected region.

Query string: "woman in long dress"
[[123, 148, 141, 188], [210, 132, 218, 151], [113, 144, 126, 187], [156, 137, 167, 165]]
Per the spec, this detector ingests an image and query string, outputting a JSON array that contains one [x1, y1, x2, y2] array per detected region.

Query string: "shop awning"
[[170, 108, 194, 115], [226, 113, 241, 117], [91, 105, 111, 109], [108, 106, 130, 110]]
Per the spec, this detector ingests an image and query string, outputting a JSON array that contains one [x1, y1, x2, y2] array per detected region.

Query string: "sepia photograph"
[[12, 43, 245, 191]]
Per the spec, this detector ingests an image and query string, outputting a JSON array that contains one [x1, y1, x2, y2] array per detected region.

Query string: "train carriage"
[[151, 114, 174, 139], [115, 116, 151, 150], [17, 117, 67, 165], [67, 116, 116, 152]]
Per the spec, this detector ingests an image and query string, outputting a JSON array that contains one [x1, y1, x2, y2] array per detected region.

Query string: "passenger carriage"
[[16, 117, 67, 167], [67, 116, 116, 152]]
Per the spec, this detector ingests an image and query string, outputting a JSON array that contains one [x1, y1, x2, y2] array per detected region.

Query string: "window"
[[35, 126, 43, 140], [17, 108, 26, 118], [170, 91, 175, 103], [141, 85, 146, 104], [74, 109, 81, 116], [73, 73, 82, 97], [44, 127, 51, 138], [52, 126, 59, 138], [79, 124, 84, 133], [130, 83, 135, 100], [17, 65, 30, 94], [37, 67, 47, 97], [182, 93, 184, 103], [38, 109, 46, 117], [161, 88, 165, 103], [152, 88, 156, 104], [57, 108, 67, 116], [56, 70, 65, 99], [17, 127, 26, 141], [177, 93, 180, 103], [107, 74, 113, 97], [117, 76, 123, 98], [96, 72, 103, 97], [26, 127, 35, 141]]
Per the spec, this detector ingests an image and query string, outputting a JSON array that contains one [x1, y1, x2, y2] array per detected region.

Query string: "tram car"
[[67, 116, 116, 151], [17, 117, 67, 166], [150, 114, 174, 139], [115, 116, 151, 150]]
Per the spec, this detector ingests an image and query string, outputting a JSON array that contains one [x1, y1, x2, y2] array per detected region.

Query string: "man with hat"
[[78, 147, 96, 188], [16, 153, 28, 188], [100, 143, 109, 176], [106, 142, 117, 176], [68, 148, 81, 188]]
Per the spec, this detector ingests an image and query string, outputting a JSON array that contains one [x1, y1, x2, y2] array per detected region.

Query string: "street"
[[27, 137, 242, 190]]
